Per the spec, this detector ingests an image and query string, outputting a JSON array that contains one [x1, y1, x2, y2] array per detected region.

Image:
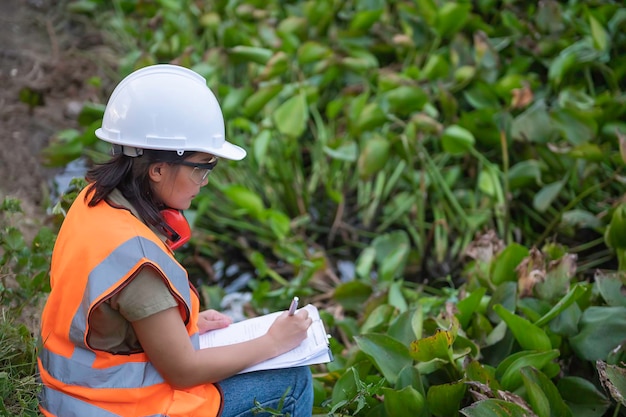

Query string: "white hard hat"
[[95, 64, 246, 160]]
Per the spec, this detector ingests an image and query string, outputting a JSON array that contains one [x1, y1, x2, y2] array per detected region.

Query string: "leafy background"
[[3, 0, 626, 416]]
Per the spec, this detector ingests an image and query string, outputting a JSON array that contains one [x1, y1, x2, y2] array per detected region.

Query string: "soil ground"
[[0, 0, 118, 330], [0, 0, 115, 212]]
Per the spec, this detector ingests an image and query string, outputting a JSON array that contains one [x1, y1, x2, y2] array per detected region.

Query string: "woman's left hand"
[[197, 309, 233, 334]]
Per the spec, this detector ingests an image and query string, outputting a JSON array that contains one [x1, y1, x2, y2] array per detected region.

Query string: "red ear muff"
[[161, 209, 191, 251]]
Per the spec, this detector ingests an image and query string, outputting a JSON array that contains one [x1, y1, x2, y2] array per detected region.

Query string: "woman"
[[37, 64, 314, 417]]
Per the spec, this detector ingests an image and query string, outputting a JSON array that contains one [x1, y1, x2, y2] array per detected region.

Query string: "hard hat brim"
[[95, 128, 247, 161], [209, 141, 247, 161]]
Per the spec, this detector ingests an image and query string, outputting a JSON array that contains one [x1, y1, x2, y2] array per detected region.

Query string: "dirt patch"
[[0, 0, 118, 331], [0, 0, 116, 212]]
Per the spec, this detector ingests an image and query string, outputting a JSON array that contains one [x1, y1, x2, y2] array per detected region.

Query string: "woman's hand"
[[266, 310, 312, 355], [197, 309, 232, 334]]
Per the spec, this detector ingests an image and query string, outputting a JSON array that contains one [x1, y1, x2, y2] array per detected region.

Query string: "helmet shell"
[[95, 64, 246, 160]]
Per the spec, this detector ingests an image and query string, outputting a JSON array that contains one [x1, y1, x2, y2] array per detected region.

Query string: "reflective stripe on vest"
[[40, 332, 201, 390], [40, 385, 166, 417], [40, 347, 164, 388]]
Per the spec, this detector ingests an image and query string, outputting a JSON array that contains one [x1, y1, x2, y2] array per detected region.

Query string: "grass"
[[0, 310, 41, 417]]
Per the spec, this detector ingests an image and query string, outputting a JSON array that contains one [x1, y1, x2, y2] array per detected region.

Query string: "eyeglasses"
[[175, 157, 219, 184]]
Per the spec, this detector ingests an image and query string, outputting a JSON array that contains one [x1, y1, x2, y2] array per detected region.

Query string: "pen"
[[288, 296, 299, 316]]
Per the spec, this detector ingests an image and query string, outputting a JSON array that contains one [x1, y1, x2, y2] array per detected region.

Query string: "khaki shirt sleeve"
[[112, 266, 179, 322]]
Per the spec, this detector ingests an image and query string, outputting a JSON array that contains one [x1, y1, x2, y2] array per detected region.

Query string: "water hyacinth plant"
[[30, 0, 626, 415]]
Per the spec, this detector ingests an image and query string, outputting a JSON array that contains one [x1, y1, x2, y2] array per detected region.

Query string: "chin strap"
[[160, 209, 191, 251]]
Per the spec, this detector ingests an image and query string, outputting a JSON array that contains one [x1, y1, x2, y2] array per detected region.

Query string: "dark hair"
[[85, 149, 195, 236]]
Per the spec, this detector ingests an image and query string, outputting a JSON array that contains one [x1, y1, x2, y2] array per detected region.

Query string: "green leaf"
[[589, 15, 609, 51], [42, 129, 85, 166], [350, 9, 384, 32], [324, 141, 358, 161], [552, 108, 597, 146], [333, 281, 373, 313], [605, 203, 626, 249], [595, 271, 626, 307], [77, 102, 105, 126], [507, 160, 543, 190], [497, 350, 560, 391], [355, 246, 376, 279], [533, 180, 565, 213], [441, 125, 475, 155], [523, 371, 550, 417], [410, 330, 454, 363], [18, 86, 44, 108], [382, 386, 427, 417], [560, 209, 602, 230], [415, 0, 437, 26], [487, 282, 518, 324], [421, 54, 450, 81], [389, 308, 420, 345], [331, 367, 360, 405], [534, 254, 576, 301], [426, 380, 467, 417], [357, 136, 391, 180], [466, 360, 500, 390], [511, 100, 554, 143], [388, 280, 408, 313], [242, 84, 283, 118], [558, 376, 610, 417], [456, 287, 487, 329], [228, 45, 273, 65], [534, 283, 588, 327], [477, 166, 501, 198], [435, 2, 471, 38], [222, 87, 252, 119], [548, 51, 577, 87], [273, 93, 308, 138], [460, 399, 535, 417], [412, 306, 424, 341], [397, 365, 425, 394], [493, 304, 552, 351], [385, 86, 429, 116], [355, 102, 387, 133], [66, 0, 99, 13], [222, 185, 265, 219], [490, 244, 529, 285], [262, 208, 290, 240], [253, 130, 272, 167], [297, 41, 332, 65], [372, 230, 410, 281], [360, 304, 396, 334], [568, 142, 603, 162], [355, 333, 413, 385], [547, 303, 581, 337], [521, 367, 572, 417], [570, 307, 626, 361], [259, 51, 289, 80], [463, 82, 500, 110]]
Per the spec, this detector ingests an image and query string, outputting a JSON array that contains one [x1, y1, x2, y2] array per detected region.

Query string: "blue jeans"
[[218, 366, 313, 417]]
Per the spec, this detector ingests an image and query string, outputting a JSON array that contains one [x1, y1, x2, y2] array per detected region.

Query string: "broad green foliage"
[[49, 0, 626, 275], [0, 198, 54, 315], [21, 0, 626, 416]]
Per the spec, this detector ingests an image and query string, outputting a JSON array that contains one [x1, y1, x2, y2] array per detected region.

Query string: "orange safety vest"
[[38, 186, 223, 417]]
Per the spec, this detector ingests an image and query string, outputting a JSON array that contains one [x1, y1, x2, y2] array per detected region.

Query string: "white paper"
[[198, 304, 332, 374]]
